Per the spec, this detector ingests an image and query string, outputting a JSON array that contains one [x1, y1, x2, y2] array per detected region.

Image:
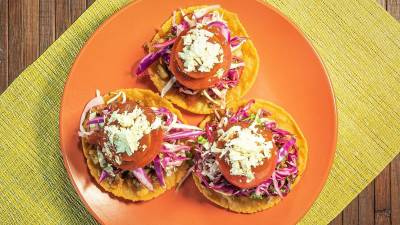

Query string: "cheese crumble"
[[211, 124, 273, 182], [103, 106, 161, 158], [178, 28, 224, 73]]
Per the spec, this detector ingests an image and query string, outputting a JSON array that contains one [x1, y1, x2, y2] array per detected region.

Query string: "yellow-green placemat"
[[0, 0, 399, 224]]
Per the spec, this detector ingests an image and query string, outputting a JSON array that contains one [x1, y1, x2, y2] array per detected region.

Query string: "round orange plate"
[[59, 0, 337, 224]]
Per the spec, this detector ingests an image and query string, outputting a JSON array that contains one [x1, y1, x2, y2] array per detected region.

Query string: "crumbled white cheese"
[[96, 150, 115, 177], [108, 109, 144, 127], [178, 28, 224, 73], [151, 116, 162, 130], [104, 106, 161, 156], [211, 124, 273, 182], [102, 143, 113, 160], [201, 157, 220, 180], [114, 155, 122, 165], [103, 165, 116, 177], [97, 150, 108, 168]]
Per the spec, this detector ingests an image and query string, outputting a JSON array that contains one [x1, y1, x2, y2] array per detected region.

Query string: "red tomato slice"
[[118, 128, 163, 170], [168, 26, 232, 90], [119, 107, 155, 163], [216, 122, 278, 189], [169, 55, 221, 90], [172, 27, 231, 79], [101, 103, 164, 170]]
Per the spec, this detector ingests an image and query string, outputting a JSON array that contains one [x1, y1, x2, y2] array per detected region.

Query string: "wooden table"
[[0, 1, 398, 224]]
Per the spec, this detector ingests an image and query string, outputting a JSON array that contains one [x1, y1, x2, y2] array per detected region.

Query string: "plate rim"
[[59, 0, 338, 224]]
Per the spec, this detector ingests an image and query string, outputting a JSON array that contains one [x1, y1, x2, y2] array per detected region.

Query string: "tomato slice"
[[119, 107, 155, 163], [168, 26, 232, 90], [172, 27, 231, 79], [101, 103, 164, 170], [169, 55, 221, 90], [118, 128, 163, 170], [216, 122, 278, 189], [169, 55, 220, 90]]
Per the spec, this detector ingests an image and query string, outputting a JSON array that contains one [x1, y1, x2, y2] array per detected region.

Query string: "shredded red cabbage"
[[162, 53, 171, 65], [265, 121, 276, 129], [153, 37, 177, 48], [153, 156, 166, 187], [173, 20, 190, 36], [87, 116, 104, 125], [161, 144, 191, 153], [134, 9, 247, 104], [276, 137, 296, 163], [161, 155, 188, 168], [272, 172, 283, 198], [164, 130, 204, 141], [132, 168, 154, 191], [230, 36, 247, 48], [194, 100, 299, 198], [204, 122, 215, 143], [207, 21, 230, 41], [274, 128, 291, 136], [152, 107, 174, 125], [89, 103, 194, 192], [79, 95, 104, 135], [216, 69, 240, 89], [98, 170, 108, 183], [135, 47, 169, 75], [229, 99, 255, 123]]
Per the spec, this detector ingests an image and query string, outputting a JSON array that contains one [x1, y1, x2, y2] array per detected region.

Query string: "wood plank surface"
[[330, 214, 343, 225], [358, 182, 375, 225], [22, 0, 39, 70], [377, 0, 387, 8], [387, 0, 400, 20], [39, 0, 55, 54], [71, 0, 87, 23], [55, 0, 71, 38], [8, 0, 24, 82], [0, 0, 8, 92], [8, 0, 39, 83], [343, 198, 359, 225], [0, 1, 398, 225], [86, 0, 96, 7], [390, 155, 400, 225], [375, 165, 392, 225]]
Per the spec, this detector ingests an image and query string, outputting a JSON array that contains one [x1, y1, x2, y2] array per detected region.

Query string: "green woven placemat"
[[0, 0, 399, 224]]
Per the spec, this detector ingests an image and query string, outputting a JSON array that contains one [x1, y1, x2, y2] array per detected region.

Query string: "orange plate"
[[59, 0, 337, 224]]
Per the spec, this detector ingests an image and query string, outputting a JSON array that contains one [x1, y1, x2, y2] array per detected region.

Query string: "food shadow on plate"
[[85, 168, 148, 205], [129, 58, 160, 92], [174, 175, 214, 205]]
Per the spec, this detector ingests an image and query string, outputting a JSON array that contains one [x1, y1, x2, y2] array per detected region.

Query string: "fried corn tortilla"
[[194, 99, 308, 213], [82, 88, 189, 202], [149, 5, 259, 114]]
